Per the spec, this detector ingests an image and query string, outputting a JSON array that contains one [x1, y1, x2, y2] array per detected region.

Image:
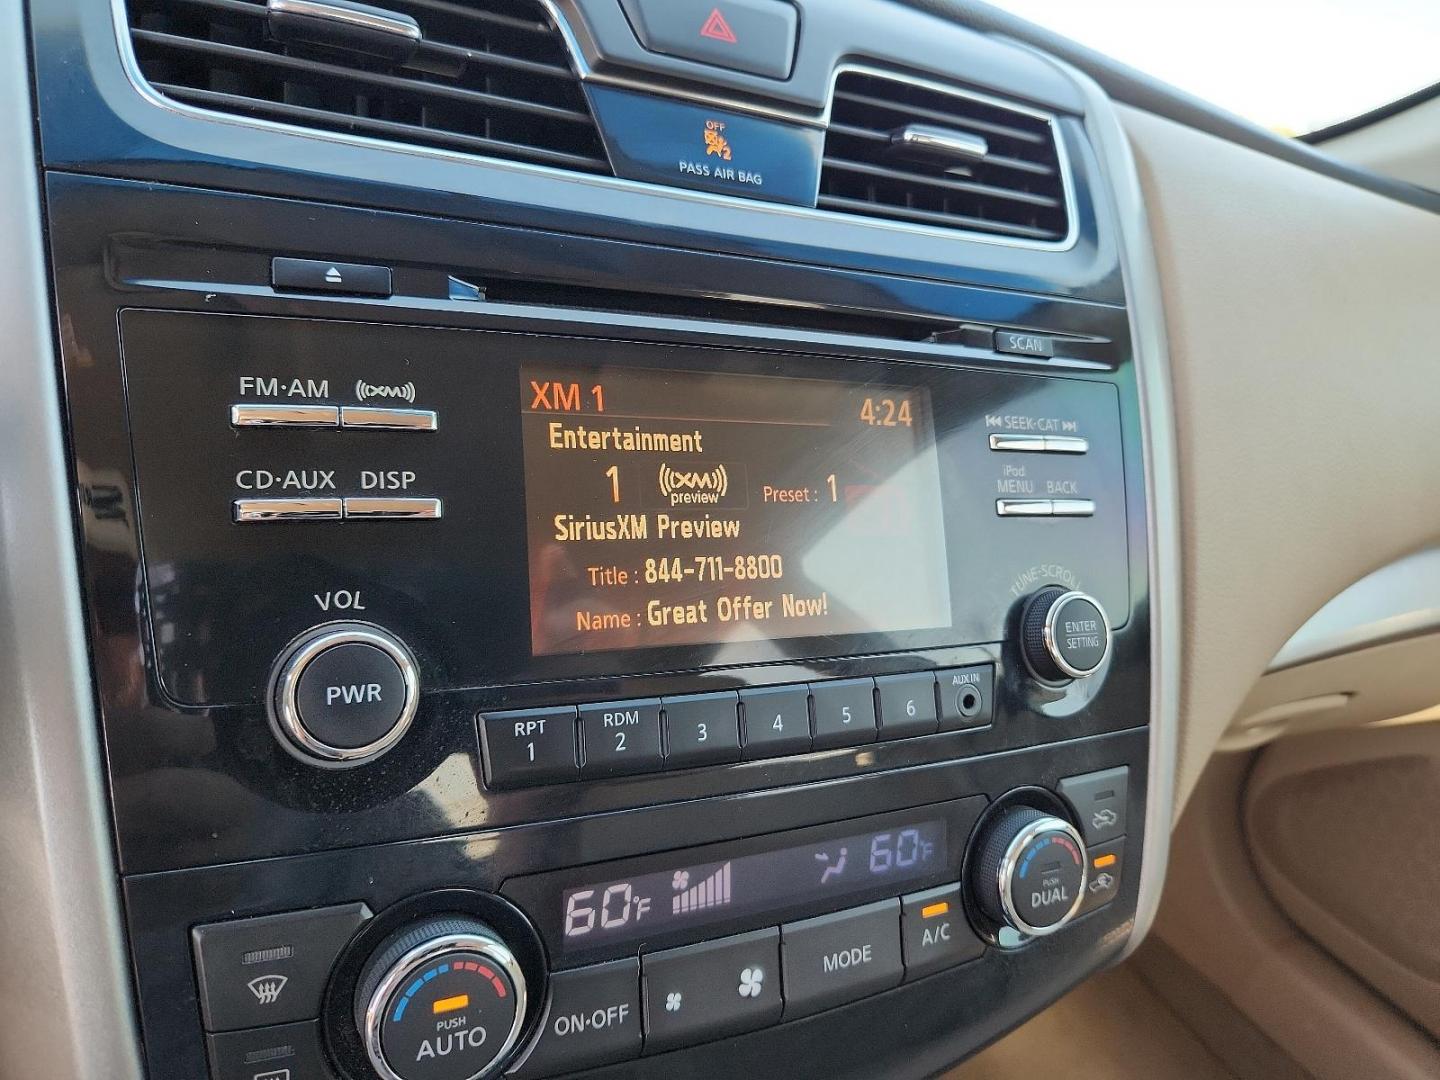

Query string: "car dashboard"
[[5, 1, 1184, 1077]]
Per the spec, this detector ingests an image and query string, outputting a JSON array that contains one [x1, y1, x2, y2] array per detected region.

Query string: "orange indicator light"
[[432, 994, 470, 1015], [1092, 854, 1117, 869], [920, 901, 950, 919]]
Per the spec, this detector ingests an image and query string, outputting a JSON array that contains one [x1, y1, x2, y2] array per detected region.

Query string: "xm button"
[[269, 623, 420, 767]]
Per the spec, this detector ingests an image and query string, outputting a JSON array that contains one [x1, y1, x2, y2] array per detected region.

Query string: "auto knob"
[[354, 915, 528, 1080], [1020, 587, 1111, 682], [267, 621, 420, 767], [971, 805, 1087, 938]]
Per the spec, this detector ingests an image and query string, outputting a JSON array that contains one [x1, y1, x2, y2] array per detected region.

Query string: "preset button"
[[480, 707, 579, 788], [740, 685, 812, 758], [810, 678, 877, 749], [875, 672, 938, 739], [580, 699, 663, 778], [663, 692, 741, 768]]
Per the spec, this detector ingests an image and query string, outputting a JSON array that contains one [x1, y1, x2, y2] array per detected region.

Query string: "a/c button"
[[901, 884, 984, 979], [509, 959, 640, 1078]]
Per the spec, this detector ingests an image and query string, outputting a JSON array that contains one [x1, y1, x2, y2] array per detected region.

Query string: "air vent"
[[124, 0, 611, 173], [821, 72, 1070, 243]]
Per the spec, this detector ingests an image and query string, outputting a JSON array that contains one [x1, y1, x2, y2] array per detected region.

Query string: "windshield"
[[989, 0, 1440, 136]]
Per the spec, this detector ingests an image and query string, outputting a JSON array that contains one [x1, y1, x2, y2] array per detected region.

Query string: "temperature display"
[[557, 819, 947, 951]]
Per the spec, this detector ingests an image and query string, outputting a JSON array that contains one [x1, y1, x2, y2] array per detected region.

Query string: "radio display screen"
[[520, 363, 952, 656], [557, 818, 947, 952]]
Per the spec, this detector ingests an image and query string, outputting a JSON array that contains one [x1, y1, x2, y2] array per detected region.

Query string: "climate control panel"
[[183, 775, 1132, 1080]]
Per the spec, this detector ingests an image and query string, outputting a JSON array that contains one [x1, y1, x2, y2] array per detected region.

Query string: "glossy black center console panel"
[[37, 2, 1165, 1076]]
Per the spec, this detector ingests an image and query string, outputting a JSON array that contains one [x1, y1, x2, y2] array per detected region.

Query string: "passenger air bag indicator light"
[[700, 8, 738, 42]]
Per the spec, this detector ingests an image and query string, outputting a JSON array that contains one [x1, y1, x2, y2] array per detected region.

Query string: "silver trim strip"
[[231, 403, 341, 427], [989, 433, 1048, 452], [1049, 498, 1096, 517], [1044, 435, 1090, 454], [0, 0, 145, 1068], [364, 932, 527, 1080], [108, 2, 1081, 253], [340, 405, 439, 431], [891, 123, 989, 161], [268, 0, 422, 42], [996, 816, 1088, 938], [234, 497, 345, 521], [272, 625, 421, 764], [344, 497, 444, 519], [996, 498, 1054, 517], [1042, 55, 1180, 960]]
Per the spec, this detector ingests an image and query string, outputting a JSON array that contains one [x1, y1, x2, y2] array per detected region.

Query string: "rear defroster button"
[[269, 623, 420, 766]]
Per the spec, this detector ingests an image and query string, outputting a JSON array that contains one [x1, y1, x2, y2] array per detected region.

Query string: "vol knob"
[[972, 805, 1086, 938], [356, 915, 528, 1080], [1020, 587, 1111, 682], [268, 622, 420, 767]]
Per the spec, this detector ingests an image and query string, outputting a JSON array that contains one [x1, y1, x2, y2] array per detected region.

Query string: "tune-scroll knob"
[[972, 805, 1087, 938], [1020, 587, 1111, 682], [355, 915, 528, 1080], [268, 622, 420, 766]]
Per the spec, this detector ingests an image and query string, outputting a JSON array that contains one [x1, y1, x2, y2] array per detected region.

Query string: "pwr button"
[[292, 640, 408, 751]]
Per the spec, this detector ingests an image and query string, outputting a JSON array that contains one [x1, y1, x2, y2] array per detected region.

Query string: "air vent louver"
[[125, 0, 611, 173], [821, 72, 1070, 242]]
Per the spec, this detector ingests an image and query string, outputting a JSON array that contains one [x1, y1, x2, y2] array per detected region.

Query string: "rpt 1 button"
[[480, 706, 579, 787]]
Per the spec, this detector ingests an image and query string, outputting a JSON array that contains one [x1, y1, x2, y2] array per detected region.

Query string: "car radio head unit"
[[120, 308, 1129, 708]]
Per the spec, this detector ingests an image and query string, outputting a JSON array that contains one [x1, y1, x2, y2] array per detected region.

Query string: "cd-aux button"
[[233, 497, 343, 522]]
